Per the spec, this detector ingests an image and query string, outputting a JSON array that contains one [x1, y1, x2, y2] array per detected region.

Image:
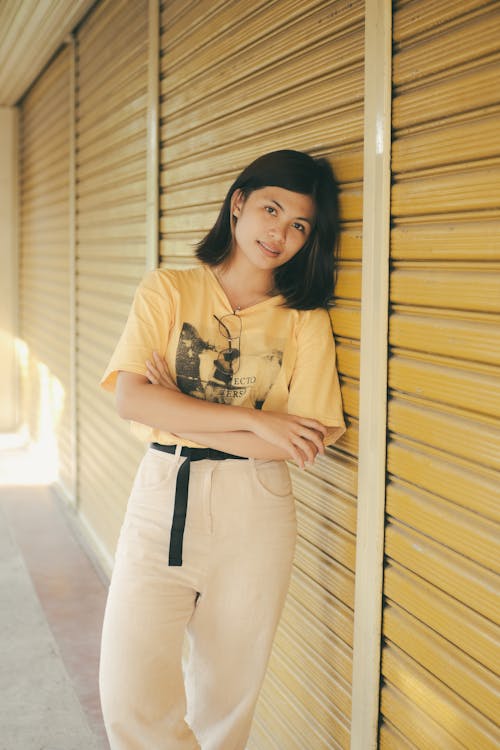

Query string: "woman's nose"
[[269, 222, 286, 243]]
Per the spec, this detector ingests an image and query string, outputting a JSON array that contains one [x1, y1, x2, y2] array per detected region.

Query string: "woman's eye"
[[293, 222, 306, 233], [264, 205, 277, 215]]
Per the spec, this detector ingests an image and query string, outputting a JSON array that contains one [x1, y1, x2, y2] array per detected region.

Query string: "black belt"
[[151, 443, 247, 566]]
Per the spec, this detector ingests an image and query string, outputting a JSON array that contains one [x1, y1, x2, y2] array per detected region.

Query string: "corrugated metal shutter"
[[159, 1, 364, 746], [75, 0, 149, 559], [380, 2, 500, 748], [18, 46, 73, 492]]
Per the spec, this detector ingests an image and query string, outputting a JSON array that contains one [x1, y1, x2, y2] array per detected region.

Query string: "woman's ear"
[[231, 189, 244, 220]]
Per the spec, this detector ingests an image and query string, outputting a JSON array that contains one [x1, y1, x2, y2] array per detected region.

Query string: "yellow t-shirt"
[[100, 264, 346, 447]]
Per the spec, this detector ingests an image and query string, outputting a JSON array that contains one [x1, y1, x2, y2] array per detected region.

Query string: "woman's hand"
[[145, 351, 179, 391], [248, 410, 327, 468]]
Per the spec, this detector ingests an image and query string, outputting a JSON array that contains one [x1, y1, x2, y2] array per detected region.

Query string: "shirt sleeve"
[[100, 270, 173, 393], [287, 308, 346, 446]]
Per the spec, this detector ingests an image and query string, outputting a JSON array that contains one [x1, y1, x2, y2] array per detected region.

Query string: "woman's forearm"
[[175, 430, 293, 461], [117, 375, 255, 434]]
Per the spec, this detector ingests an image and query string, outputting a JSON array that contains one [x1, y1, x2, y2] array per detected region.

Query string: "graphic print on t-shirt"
[[175, 320, 283, 408]]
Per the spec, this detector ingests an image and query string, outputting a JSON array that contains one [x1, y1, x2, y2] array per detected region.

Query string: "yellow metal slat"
[[290, 466, 357, 531], [294, 537, 354, 610], [267, 640, 351, 749], [165, 31, 363, 137], [391, 263, 500, 313], [77, 0, 139, 60], [389, 309, 500, 367], [381, 645, 499, 749], [392, 165, 500, 217], [76, 138, 147, 183], [164, 68, 363, 162], [383, 603, 499, 722], [378, 720, 415, 750], [160, 0, 265, 64], [77, 65, 147, 133], [393, 59, 500, 131], [392, 112, 500, 174], [387, 478, 500, 573], [282, 592, 353, 684], [389, 353, 499, 417], [384, 562, 500, 674], [385, 521, 499, 623], [296, 501, 356, 572], [78, 21, 146, 96], [393, 0, 492, 43], [162, 0, 352, 93], [288, 568, 354, 649], [379, 682, 463, 750], [160, 106, 364, 185], [393, 5, 500, 87], [77, 99, 147, 156], [335, 342, 360, 382], [331, 304, 361, 343], [77, 175, 148, 207], [160, 0, 203, 35], [274, 619, 351, 718], [390, 219, 499, 261], [387, 445, 499, 525], [255, 676, 335, 750]]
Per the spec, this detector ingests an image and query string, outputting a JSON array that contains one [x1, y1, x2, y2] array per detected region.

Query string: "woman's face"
[[229, 186, 315, 274]]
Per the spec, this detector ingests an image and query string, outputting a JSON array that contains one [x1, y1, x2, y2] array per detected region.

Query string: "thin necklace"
[[213, 267, 270, 312]]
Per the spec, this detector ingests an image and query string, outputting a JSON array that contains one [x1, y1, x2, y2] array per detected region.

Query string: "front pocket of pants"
[[118, 451, 179, 563], [132, 448, 179, 493], [252, 459, 293, 499]]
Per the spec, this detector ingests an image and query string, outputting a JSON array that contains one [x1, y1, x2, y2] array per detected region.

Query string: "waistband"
[[150, 443, 247, 566], [151, 442, 247, 463]]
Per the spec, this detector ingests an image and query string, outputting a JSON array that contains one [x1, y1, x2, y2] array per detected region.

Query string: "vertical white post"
[[146, 0, 160, 271], [69, 35, 78, 503], [350, 1, 392, 748]]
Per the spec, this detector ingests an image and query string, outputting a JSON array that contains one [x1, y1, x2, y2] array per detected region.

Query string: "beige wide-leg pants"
[[99, 446, 297, 750]]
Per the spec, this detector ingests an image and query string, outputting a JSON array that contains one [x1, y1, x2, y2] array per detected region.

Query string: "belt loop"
[[174, 444, 182, 459]]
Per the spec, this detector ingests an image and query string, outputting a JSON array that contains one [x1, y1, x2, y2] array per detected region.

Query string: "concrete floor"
[[0, 438, 110, 750]]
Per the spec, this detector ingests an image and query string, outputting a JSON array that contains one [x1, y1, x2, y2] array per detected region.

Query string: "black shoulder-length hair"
[[195, 149, 340, 310]]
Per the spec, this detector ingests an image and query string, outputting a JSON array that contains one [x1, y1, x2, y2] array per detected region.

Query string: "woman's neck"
[[213, 258, 274, 312]]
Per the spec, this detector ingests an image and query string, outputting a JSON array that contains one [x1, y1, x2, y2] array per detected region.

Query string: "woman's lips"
[[257, 240, 281, 257]]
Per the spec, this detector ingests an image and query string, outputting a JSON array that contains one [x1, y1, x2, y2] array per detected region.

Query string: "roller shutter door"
[[159, 1, 364, 746], [380, 2, 500, 748], [75, 0, 149, 559], [18, 47, 73, 493]]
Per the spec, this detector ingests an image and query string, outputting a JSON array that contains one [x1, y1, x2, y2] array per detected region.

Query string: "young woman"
[[99, 149, 346, 750]]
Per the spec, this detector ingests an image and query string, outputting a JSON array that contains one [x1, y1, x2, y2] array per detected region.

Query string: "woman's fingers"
[[292, 435, 319, 466], [290, 440, 318, 469], [146, 357, 166, 386], [153, 352, 177, 385], [251, 411, 327, 467], [153, 350, 167, 374], [292, 447, 305, 470], [146, 352, 179, 391], [292, 422, 325, 456], [285, 416, 327, 456], [296, 416, 328, 438], [145, 359, 160, 384]]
